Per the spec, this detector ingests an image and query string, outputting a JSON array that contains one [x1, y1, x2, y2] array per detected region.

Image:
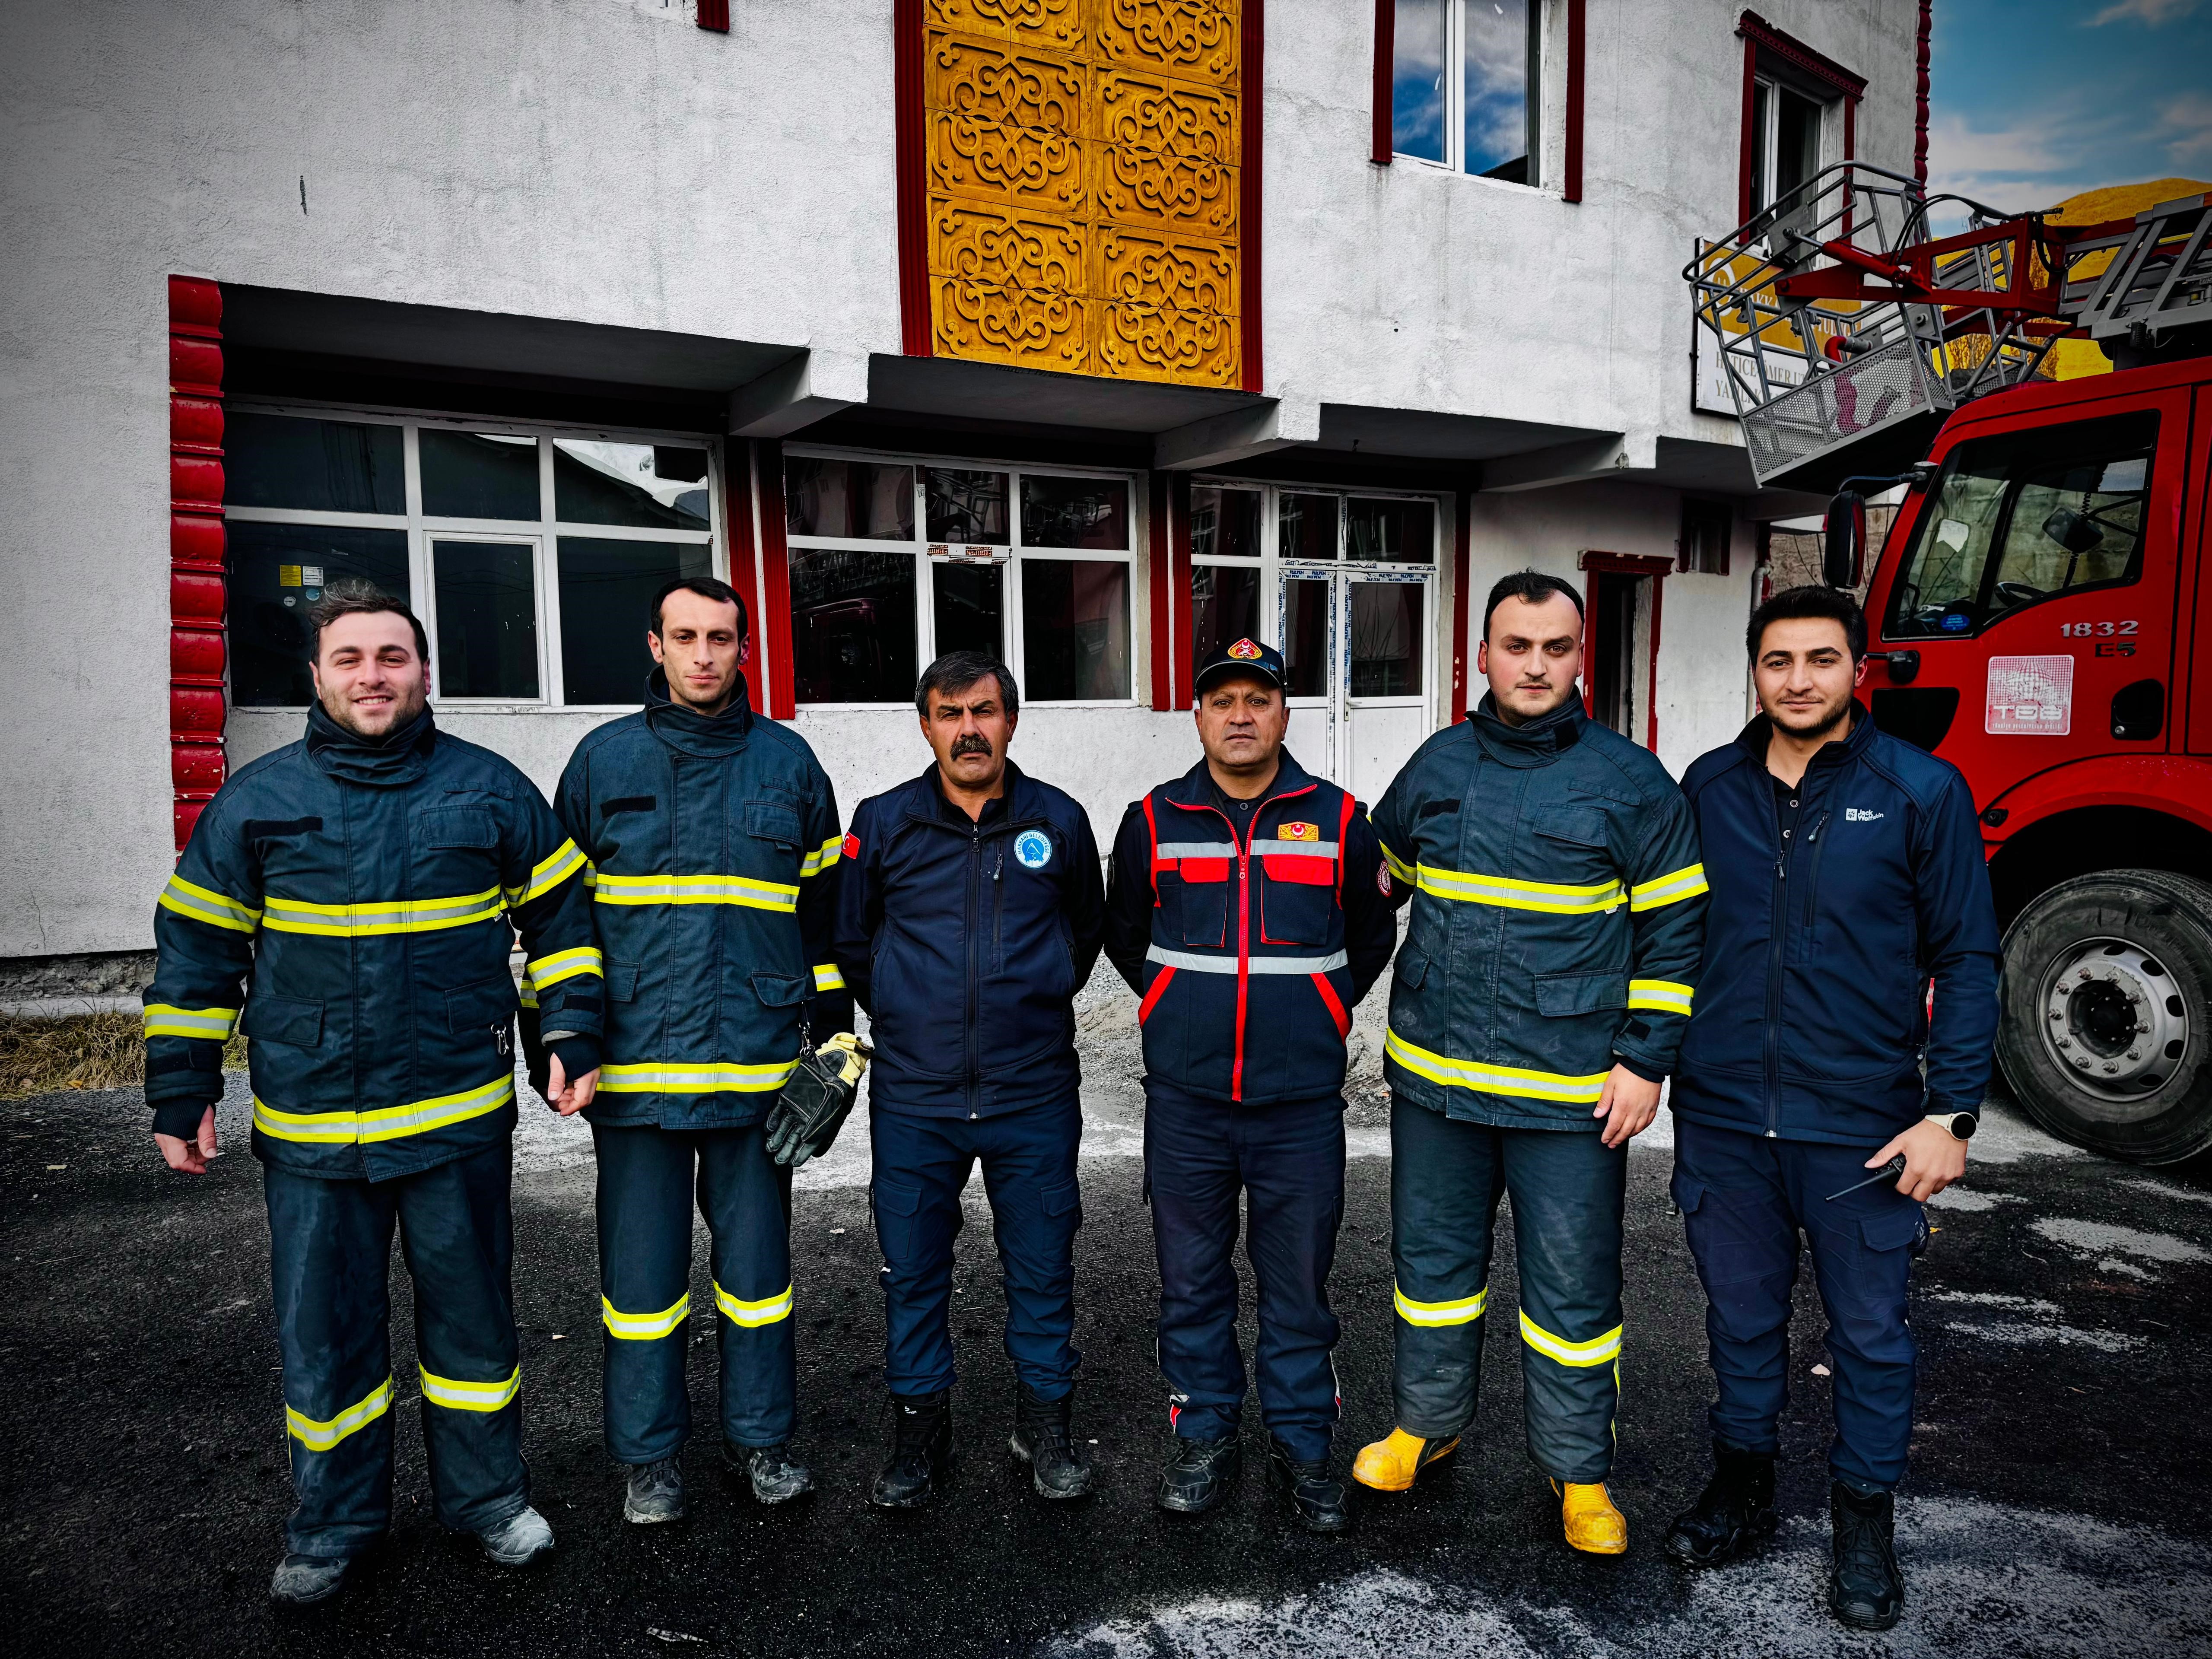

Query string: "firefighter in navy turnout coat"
[[832, 652, 1106, 1508], [144, 588, 601, 1605], [1104, 639, 1396, 1535], [1354, 572, 1708, 1557], [525, 578, 849, 1526]]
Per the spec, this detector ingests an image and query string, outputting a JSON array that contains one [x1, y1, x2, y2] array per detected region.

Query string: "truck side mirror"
[[1824, 490, 1866, 589], [2042, 506, 2104, 557]]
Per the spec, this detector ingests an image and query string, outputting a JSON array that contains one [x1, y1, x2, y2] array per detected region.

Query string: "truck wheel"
[[1996, 868, 2212, 1164]]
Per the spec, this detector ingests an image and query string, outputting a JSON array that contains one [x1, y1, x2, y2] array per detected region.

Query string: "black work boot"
[[623, 1455, 686, 1525], [1155, 1435, 1243, 1514], [1009, 1382, 1093, 1499], [726, 1440, 815, 1504], [871, 1390, 954, 1509], [270, 1551, 350, 1606], [1829, 1482, 1904, 1631], [1664, 1440, 1778, 1567], [1266, 1439, 1351, 1535]]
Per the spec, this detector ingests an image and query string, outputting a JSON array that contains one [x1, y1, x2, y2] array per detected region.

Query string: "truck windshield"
[[1885, 410, 2157, 639]]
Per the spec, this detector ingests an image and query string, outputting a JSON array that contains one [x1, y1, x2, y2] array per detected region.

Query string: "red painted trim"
[[754, 440, 796, 719], [1239, 0, 1264, 393], [168, 275, 225, 852], [894, 0, 931, 358], [1645, 572, 1665, 754], [1449, 489, 1472, 723], [1563, 0, 1586, 202], [1577, 552, 1672, 753], [1736, 11, 1866, 97], [1841, 91, 1858, 236], [696, 0, 729, 31], [1148, 472, 1173, 710], [1312, 972, 1351, 1040], [1371, 0, 1395, 166], [727, 439, 766, 714], [1914, 0, 1931, 185], [1170, 474, 1195, 706], [1737, 37, 1758, 225], [1138, 965, 1177, 1024]]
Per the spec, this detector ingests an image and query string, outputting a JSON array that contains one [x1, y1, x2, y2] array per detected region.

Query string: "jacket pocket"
[[1165, 865, 1229, 949], [1533, 970, 1627, 1016], [1259, 855, 1335, 946], [606, 959, 641, 1003], [241, 993, 323, 1047], [750, 972, 807, 1008], [1859, 1203, 1930, 1257], [1042, 1179, 1082, 1225], [413, 806, 498, 850], [1669, 1171, 1705, 1215], [1394, 946, 1429, 989], [1533, 806, 1608, 851], [445, 972, 521, 1033], [745, 799, 802, 851]]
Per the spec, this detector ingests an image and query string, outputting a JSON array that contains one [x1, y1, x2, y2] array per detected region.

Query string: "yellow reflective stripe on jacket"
[[714, 1280, 795, 1328], [506, 838, 587, 907], [598, 1060, 799, 1094], [1414, 865, 1624, 914], [261, 887, 504, 937], [1627, 979, 1694, 1015], [158, 874, 261, 934], [1519, 1311, 1623, 1367], [527, 945, 603, 990], [252, 1075, 515, 1144], [602, 1292, 689, 1340], [518, 972, 538, 1011], [1380, 841, 1419, 885], [591, 872, 799, 912], [800, 835, 843, 878], [1384, 1030, 1611, 1104], [1629, 863, 1709, 911], [1393, 1283, 1489, 1327], [287, 1375, 393, 1451], [812, 962, 845, 992], [419, 1363, 521, 1413], [142, 1003, 240, 1041]]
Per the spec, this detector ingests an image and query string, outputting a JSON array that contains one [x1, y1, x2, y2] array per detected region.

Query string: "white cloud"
[[2086, 0, 2200, 24], [2157, 90, 2212, 165]]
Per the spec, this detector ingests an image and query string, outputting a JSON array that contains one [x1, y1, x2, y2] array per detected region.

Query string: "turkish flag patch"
[[1279, 821, 1319, 841], [842, 833, 861, 861], [1377, 864, 1392, 896]]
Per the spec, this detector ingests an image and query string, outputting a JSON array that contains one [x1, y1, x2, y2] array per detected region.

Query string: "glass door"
[[1278, 566, 1338, 784]]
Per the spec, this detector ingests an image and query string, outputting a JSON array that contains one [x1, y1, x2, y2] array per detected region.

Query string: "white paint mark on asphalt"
[[2096, 1256, 2155, 1282], [1948, 1320, 2145, 1354], [1927, 1291, 2061, 1315], [1964, 1099, 2080, 1166], [1926, 1186, 2018, 1211], [2120, 1178, 2212, 1208], [1038, 1499, 2212, 1658], [2031, 1217, 2209, 1267]]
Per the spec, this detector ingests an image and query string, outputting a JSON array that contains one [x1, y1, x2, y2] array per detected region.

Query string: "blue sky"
[[1928, 0, 2212, 210]]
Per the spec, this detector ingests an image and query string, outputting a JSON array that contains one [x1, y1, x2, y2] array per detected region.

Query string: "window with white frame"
[[1748, 74, 1825, 219], [1392, 0, 1541, 183], [221, 409, 718, 708], [783, 451, 1136, 705]]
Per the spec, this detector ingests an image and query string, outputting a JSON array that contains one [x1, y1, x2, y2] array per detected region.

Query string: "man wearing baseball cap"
[[1103, 638, 1397, 1532]]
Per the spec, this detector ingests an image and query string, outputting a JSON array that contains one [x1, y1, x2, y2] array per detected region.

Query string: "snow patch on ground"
[[2031, 1217, 2210, 1267], [1925, 1185, 2018, 1211]]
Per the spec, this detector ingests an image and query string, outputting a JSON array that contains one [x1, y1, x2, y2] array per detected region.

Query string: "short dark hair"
[[651, 575, 749, 639], [309, 578, 429, 662], [1748, 584, 1867, 661], [1482, 569, 1585, 639], [915, 650, 1020, 719]]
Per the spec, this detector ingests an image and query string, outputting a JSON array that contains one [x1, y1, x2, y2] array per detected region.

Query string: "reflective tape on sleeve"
[[142, 1003, 240, 1041], [800, 835, 843, 878], [418, 1363, 520, 1413], [1518, 1311, 1623, 1367], [1627, 979, 1694, 1015], [526, 945, 604, 990], [1393, 1283, 1489, 1327], [158, 874, 261, 934], [812, 963, 846, 992], [1380, 841, 1419, 884], [713, 1280, 795, 1328], [602, 1292, 689, 1341], [286, 1375, 393, 1452], [508, 838, 588, 907], [1629, 864, 1709, 911]]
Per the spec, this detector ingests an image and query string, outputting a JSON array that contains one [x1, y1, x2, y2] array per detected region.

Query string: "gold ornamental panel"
[[921, 0, 1243, 388]]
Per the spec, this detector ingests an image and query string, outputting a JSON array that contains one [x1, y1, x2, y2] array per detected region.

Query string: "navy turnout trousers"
[[265, 1142, 527, 1560], [592, 1122, 796, 1464], [869, 1098, 1083, 1401], [1144, 1079, 1346, 1461], [1389, 1095, 1627, 1484], [1672, 1116, 1927, 1493]]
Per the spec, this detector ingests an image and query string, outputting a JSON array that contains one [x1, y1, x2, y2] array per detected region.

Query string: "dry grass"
[[0, 1012, 248, 1101]]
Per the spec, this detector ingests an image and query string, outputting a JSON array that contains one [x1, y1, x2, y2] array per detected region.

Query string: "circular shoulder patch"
[[1014, 828, 1054, 870]]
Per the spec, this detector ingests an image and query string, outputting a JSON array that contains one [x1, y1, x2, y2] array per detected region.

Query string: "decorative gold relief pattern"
[[922, 0, 1241, 386]]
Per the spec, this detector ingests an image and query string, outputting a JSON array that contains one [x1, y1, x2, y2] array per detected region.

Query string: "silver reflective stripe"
[[1156, 842, 1238, 859], [1145, 945, 1348, 975], [1253, 840, 1338, 858]]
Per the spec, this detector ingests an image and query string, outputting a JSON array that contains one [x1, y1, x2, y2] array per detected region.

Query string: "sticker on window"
[[1986, 655, 2074, 736]]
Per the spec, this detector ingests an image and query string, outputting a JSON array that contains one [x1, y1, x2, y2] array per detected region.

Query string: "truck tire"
[[1996, 868, 2212, 1164]]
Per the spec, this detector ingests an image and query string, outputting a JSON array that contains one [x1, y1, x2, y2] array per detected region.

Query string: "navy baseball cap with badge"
[[1194, 636, 1287, 696]]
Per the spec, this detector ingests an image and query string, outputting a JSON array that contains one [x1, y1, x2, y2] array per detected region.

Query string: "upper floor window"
[[222, 410, 717, 709], [1392, 0, 1541, 183], [784, 452, 1136, 706], [1748, 76, 1824, 219]]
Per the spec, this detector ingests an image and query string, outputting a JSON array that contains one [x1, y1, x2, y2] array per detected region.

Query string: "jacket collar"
[[642, 668, 753, 759], [903, 759, 1050, 828], [1159, 747, 1320, 810], [1730, 700, 1876, 777], [304, 700, 436, 788], [1467, 690, 1585, 769]]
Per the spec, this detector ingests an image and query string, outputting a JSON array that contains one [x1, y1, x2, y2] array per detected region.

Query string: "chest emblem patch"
[[1278, 821, 1319, 841], [842, 832, 861, 860], [1014, 829, 1054, 870], [1227, 638, 1263, 660]]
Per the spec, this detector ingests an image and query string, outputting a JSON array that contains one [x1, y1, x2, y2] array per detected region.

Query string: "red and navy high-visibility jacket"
[[1104, 751, 1397, 1104]]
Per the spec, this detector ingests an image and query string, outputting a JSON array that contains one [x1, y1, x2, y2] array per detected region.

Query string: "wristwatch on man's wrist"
[[1925, 1110, 1977, 1141]]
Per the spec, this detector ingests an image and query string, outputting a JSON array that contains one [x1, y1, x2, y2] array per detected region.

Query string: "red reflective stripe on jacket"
[[1142, 793, 1167, 902], [1335, 792, 1356, 902], [1139, 965, 1176, 1024], [1311, 971, 1350, 1039]]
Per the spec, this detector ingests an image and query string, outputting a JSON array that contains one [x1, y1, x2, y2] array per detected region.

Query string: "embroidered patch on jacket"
[[1227, 638, 1263, 660], [1279, 821, 1319, 841], [1378, 865, 1392, 896], [1014, 829, 1054, 870], [842, 832, 861, 859]]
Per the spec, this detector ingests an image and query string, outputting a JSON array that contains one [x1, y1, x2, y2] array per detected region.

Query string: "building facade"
[[0, 0, 1923, 973]]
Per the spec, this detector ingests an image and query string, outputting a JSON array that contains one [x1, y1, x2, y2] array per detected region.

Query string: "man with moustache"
[[143, 581, 600, 1602], [525, 575, 849, 1527], [832, 650, 1106, 1507], [1356, 570, 1707, 1556], [1664, 586, 1998, 1631], [1104, 638, 1396, 1533]]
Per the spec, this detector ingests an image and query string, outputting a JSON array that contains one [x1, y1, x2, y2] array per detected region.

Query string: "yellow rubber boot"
[[1554, 1480, 1628, 1554], [1352, 1427, 1459, 1492]]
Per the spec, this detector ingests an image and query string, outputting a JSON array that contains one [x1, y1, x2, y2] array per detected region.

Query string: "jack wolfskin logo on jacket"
[[1845, 807, 1885, 822]]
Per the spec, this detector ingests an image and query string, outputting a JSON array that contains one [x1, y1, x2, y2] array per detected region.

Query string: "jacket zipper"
[[1761, 770, 1788, 1138], [1800, 809, 1832, 934], [966, 820, 981, 1115], [992, 843, 1006, 974]]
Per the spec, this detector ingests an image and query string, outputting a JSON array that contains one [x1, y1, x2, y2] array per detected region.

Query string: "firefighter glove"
[[765, 1032, 872, 1169]]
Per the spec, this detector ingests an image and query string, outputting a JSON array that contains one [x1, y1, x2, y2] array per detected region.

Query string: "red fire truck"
[[1689, 172, 2212, 1163]]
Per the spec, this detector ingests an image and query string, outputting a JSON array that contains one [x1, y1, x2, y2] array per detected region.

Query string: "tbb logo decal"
[[1014, 829, 1054, 870]]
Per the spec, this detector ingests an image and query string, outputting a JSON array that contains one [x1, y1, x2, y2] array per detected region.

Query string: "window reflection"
[[1280, 494, 1338, 561], [926, 468, 1011, 545], [554, 441, 711, 531], [1023, 560, 1129, 700], [934, 561, 1004, 657], [227, 523, 410, 706], [1021, 475, 1128, 549], [433, 540, 539, 699], [1348, 497, 1436, 562], [791, 547, 919, 704], [1350, 581, 1425, 696], [1192, 561, 1262, 671], [558, 538, 714, 705], [785, 457, 916, 541], [225, 413, 404, 515], [1465, 0, 1532, 182], [1191, 485, 1262, 560], [422, 431, 540, 521], [1283, 577, 1331, 697], [1392, 0, 1447, 163]]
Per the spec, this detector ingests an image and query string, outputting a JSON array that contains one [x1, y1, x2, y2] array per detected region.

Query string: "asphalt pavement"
[[5, 993, 2210, 1658]]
